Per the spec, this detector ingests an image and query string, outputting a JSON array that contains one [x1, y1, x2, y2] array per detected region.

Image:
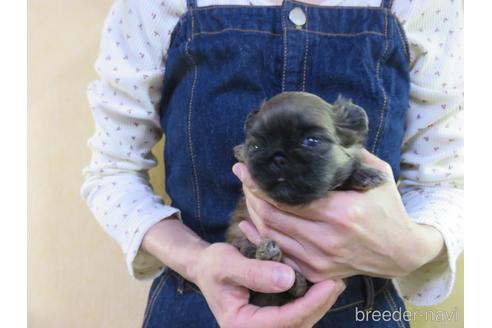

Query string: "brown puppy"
[[226, 92, 386, 306]]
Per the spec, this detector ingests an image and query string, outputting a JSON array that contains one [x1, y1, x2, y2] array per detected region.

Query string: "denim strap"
[[186, 0, 197, 9], [362, 276, 375, 312], [380, 0, 394, 9]]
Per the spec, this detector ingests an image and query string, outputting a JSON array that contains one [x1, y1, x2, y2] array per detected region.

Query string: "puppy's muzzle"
[[269, 153, 288, 175], [272, 154, 287, 167]]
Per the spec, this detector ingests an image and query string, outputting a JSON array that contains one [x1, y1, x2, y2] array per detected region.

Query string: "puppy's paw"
[[231, 239, 257, 259], [256, 239, 282, 262], [346, 164, 387, 191], [288, 271, 310, 298]]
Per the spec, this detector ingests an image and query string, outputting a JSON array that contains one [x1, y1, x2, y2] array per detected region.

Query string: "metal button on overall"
[[288, 7, 306, 29]]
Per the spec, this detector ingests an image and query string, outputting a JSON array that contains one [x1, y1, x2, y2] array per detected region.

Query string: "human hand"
[[190, 242, 345, 328], [233, 149, 445, 282]]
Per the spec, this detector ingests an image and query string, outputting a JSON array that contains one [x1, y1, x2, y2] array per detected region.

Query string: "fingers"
[[257, 224, 309, 262], [239, 202, 348, 282], [238, 220, 261, 246], [234, 279, 345, 328], [233, 161, 358, 222], [232, 163, 268, 199], [234, 161, 348, 223], [358, 148, 383, 168], [282, 256, 302, 273], [359, 149, 394, 177], [228, 254, 295, 293], [239, 216, 312, 268], [244, 188, 321, 243], [302, 280, 346, 325], [233, 162, 289, 212]]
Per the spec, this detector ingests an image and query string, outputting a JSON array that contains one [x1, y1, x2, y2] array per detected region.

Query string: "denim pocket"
[[141, 269, 219, 328], [380, 284, 411, 328], [142, 269, 171, 328]]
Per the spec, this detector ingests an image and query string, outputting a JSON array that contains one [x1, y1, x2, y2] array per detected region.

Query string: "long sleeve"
[[390, 0, 464, 306], [81, 0, 187, 280]]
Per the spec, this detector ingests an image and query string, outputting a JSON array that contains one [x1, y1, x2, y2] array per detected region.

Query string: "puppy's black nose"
[[272, 154, 287, 168]]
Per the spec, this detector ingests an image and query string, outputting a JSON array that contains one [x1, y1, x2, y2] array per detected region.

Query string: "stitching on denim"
[[290, 28, 385, 37], [327, 279, 390, 313], [190, 6, 195, 39], [384, 288, 406, 328], [177, 274, 185, 295], [193, 4, 276, 10], [287, 0, 386, 10], [191, 28, 383, 38], [380, 0, 394, 9], [281, 7, 287, 92], [329, 300, 365, 313], [363, 276, 375, 311], [384, 289, 407, 328], [177, 272, 203, 294], [192, 28, 281, 37], [301, 5, 309, 91], [393, 17, 410, 64], [186, 0, 195, 9], [184, 42, 206, 238], [142, 271, 171, 328], [191, 4, 388, 11], [371, 9, 389, 153]]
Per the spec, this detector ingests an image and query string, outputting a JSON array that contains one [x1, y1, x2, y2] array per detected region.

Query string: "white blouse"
[[81, 0, 463, 306]]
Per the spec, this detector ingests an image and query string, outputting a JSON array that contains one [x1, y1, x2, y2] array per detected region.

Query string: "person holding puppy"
[[81, 0, 463, 327]]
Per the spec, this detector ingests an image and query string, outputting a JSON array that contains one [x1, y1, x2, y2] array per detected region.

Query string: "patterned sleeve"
[[392, 0, 464, 306], [81, 0, 187, 280]]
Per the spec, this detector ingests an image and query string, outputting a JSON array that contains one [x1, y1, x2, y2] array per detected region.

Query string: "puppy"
[[226, 92, 386, 306]]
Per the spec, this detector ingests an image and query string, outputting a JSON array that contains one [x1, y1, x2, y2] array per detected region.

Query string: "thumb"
[[232, 163, 261, 193], [229, 256, 295, 293], [359, 148, 394, 177]]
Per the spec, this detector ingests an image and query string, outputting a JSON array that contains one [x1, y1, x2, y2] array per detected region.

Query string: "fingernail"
[[232, 164, 242, 179], [238, 220, 247, 230], [339, 281, 347, 292], [273, 268, 294, 289]]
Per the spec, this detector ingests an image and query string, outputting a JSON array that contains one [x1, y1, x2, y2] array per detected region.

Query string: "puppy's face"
[[237, 92, 368, 205]]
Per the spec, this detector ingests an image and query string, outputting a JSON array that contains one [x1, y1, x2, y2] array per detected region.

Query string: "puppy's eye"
[[302, 137, 321, 147], [248, 143, 261, 151]]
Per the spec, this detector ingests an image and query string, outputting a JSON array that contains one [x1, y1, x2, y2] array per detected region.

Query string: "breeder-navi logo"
[[355, 307, 459, 323]]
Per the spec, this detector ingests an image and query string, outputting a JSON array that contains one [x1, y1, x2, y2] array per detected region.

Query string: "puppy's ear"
[[233, 144, 246, 163], [236, 108, 259, 163], [244, 109, 259, 133], [332, 97, 368, 147]]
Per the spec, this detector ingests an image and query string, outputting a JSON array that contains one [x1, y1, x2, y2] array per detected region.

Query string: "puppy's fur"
[[226, 92, 386, 306]]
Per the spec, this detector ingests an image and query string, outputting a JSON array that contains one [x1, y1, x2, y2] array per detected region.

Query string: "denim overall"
[[144, 0, 410, 326]]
